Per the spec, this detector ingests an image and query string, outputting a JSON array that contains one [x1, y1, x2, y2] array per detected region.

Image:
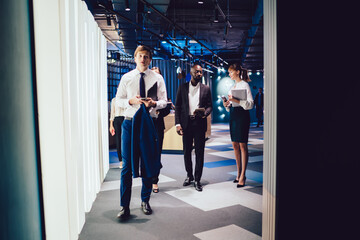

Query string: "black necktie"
[[139, 72, 145, 97]]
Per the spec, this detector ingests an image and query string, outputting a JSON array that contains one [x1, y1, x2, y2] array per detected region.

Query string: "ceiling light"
[[198, 1, 204, 4], [214, 8, 219, 23], [125, 0, 130, 11]]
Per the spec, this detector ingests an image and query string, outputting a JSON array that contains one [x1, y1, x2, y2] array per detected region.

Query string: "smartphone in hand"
[[193, 108, 205, 117], [221, 96, 227, 101]]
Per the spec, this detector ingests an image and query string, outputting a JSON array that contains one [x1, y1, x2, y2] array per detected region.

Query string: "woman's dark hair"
[[228, 63, 251, 82], [241, 68, 251, 82], [228, 62, 242, 73]]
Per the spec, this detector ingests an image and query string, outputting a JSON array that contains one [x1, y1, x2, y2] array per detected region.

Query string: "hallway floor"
[[79, 123, 263, 240]]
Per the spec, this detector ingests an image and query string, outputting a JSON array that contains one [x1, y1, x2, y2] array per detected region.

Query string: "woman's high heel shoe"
[[233, 179, 239, 183], [237, 177, 246, 188]]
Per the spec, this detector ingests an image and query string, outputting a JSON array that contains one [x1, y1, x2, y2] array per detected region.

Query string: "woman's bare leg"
[[239, 142, 248, 185], [232, 142, 241, 180]]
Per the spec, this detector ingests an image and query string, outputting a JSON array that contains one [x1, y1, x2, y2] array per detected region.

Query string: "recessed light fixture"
[[198, 1, 204, 4], [125, 0, 130, 11], [214, 8, 219, 22]]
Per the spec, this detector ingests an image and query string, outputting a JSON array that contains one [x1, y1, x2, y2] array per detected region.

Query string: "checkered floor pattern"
[[79, 123, 263, 240]]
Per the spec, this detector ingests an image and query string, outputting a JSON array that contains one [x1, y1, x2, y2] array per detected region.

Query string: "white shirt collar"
[[189, 81, 200, 90]]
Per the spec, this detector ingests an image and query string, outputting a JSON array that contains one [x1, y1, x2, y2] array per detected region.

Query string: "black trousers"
[[255, 106, 263, 125], [182, 117, 206, 182], [152, 118, 165, 185], [114, 116, 124, 162]]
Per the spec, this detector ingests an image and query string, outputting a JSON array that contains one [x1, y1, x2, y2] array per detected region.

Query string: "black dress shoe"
[[183, 177, 193, 186], [117, 206, 130, 219], [194, 181, 203, 191], [141, 202, 152, 215], [237, 177, 247, 188]]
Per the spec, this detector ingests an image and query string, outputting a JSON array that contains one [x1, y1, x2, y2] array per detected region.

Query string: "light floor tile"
[[211, 124, 230, 130], [251, 130, 263, 133], [249, 155, 263, 163], [194, 224, 261, 240], [100, 174, 176, 192], [207, 150, 235, 159], [207, 150, 263, 163], [165, 181, 262, 212], [205, 141, 231, 146], [248, 139, 264, 145]]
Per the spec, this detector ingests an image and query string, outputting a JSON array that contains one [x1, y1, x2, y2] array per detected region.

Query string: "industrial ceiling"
[[85, 0, 263, 71]]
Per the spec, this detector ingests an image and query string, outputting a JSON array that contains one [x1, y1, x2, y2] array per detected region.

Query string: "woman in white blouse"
[[223, 63, 254, 187], [109, 97, 125, 168]]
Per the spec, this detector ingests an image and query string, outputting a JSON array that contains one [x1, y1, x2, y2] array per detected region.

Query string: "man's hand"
[[129, 96, 143, 105], [176, 126, 183, 136], [109, 126, 115, 136], [141, 97, 156, 108]]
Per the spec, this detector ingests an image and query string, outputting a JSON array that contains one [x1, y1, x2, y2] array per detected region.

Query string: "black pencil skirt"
[[229, 106, 250, 143]]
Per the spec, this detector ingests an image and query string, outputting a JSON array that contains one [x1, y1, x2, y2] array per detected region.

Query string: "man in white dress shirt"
[[115, 45, 167, 219]]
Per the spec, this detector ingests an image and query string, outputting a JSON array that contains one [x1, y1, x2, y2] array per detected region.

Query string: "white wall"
[[33, 0, 109, 239]]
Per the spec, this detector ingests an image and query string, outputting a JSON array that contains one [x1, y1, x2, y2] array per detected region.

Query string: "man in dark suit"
[[175, 64, 213, 191], [254, 87, 264, 127]]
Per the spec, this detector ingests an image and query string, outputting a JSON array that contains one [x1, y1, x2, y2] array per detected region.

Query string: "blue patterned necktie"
[[139, 72, 145, 97]]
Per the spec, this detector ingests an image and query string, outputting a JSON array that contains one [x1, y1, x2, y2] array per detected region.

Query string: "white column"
[[33, 0, 108, 239], [33, 0, 71, 238], [262, 0, 277, 240]]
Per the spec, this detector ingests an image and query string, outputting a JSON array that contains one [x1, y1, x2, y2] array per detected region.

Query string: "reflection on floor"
[[79, 123, 263, 240]]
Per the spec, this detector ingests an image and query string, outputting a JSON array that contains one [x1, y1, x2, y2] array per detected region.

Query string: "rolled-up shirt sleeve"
[[154, 75, 168, 110], [110, 98, 115, 121], [115, 75, 131, 109]]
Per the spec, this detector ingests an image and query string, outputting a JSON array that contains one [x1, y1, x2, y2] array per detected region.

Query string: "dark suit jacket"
[[175, 82, 212, 132], [254, 93, 264, 108], [131, 104, 162, 178], [156, 102, 171, 131]]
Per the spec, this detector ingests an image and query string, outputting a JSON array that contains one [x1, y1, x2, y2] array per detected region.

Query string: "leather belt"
[[125, 116, 157, 121], [189, 115, 196, 120]]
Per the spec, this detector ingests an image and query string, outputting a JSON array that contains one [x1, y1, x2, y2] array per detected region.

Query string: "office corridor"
[[78, 123, 263, 240]]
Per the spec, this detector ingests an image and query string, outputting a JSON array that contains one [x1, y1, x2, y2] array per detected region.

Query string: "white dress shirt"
[[227, 80, 254, 110], [110, 98, 125, 121], [188, 81, 200, 115], [115, 68, 167, 118]]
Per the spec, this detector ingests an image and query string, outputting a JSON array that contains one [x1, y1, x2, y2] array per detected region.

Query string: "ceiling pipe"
[[139, 0, 228, 66], [97, 4, 220, 69], [213, 0, 232, 28], [241, 0, 263, 66], [103, 35, 131, 57]]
